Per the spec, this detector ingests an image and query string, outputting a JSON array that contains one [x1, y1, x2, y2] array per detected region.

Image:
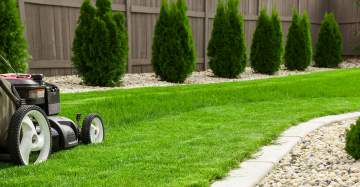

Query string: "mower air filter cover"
[[0, 78, 16, 147]]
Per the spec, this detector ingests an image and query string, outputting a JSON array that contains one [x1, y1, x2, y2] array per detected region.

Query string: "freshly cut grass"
[[1, 69, 360, 187]]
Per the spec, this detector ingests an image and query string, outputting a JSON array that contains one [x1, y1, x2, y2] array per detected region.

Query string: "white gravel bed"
[[258, 119, 360, 187], [44, 60, 360, 93]]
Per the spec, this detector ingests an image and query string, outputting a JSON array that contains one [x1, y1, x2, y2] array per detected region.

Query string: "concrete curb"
[[211, 112, 360, 187]]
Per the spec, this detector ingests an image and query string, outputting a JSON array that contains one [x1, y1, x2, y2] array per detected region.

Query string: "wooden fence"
[[17, 0, 359, 76], [330, 0, 360, 55]]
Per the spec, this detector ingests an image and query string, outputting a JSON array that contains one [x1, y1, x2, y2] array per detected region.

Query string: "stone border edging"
[[211, 112, 360, 187]]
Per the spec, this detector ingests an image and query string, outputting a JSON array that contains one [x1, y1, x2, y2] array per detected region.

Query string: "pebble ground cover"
[[259, 120, 360, 186], [1, 69, 360, 186]]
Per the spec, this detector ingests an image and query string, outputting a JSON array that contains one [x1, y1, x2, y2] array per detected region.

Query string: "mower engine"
[[1, 74, 60, 116], [0, 74, 104, 165]]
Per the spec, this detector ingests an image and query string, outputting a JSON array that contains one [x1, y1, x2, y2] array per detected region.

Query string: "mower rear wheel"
[[7, 105, 52, 165], [81, 114, 104, 144]]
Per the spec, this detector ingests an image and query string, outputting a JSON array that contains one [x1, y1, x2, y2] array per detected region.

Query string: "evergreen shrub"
[[0, 0, 29, 73], [285, 11, 313, 70], [72, 0, 128, 86], [151, 0, 196, 83], [314, 13, 343, 68], [207, 0, 247, 78], [272, 10, 283, 67], [346, 119, 360, 160], [250, 9, 281, 75]]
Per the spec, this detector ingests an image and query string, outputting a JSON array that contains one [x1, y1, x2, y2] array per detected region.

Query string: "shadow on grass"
[[0, 153, 13, 169], [0, 160, 13, 169]]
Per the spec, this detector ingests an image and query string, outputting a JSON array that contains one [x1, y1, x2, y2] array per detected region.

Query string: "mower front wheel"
[[7, 105, 52, 165], [81, 114, 104, 144]]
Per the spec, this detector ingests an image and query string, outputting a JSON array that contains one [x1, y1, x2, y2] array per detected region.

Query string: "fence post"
[[203, 0, 209, 70], [298, 0, 301, 13], [126, 0, 132, 73]]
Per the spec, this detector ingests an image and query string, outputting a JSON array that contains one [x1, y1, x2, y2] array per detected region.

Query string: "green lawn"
[[1, 69, 360, 187]]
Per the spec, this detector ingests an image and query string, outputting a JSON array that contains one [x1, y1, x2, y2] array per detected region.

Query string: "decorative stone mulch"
[[258, 119, 360, 187], [44, 59, 360, 93]]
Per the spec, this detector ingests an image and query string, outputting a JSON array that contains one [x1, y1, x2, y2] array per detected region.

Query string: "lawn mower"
[[0, 57, 105, 166]]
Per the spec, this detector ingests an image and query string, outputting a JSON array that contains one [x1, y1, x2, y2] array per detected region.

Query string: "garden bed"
[[45, 59, 360, 93], [259, 119, 360, 187]]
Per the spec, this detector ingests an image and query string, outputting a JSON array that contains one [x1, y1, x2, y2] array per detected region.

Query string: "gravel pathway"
[[258, 119, 360, 187], [44, 60, 360, 93]]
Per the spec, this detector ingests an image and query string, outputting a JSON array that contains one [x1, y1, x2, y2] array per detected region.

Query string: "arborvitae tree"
[[301, 12, 313, 69], [169, 0, 196, 83], [315, 13, 343, 68], [285, 11, 312, 70], [152, 0, 170, 78], [85, 17, 110, 85], [250, 9, 280, 74], [285, 11, 301, 70], [208, 0, 227, 77], [113, 13, 129, 79], [346, 119, 360, 160], [151, 0, 196, 83], [96, 0, 112, 17], [272, 10, 283, 66], [72, 0, 96, 83], [0, 0, 29, 73], [72, 0, 128, 86], [207, 0, 247, 78], [97, 0, 127, 85]]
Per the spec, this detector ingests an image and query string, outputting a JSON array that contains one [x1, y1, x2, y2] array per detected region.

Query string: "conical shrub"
[[250, 9, 280, 75], [207, 0, 247, 78], [96, 0, 112, 17], [72, 0, 128, 86], [314, 13, 343, 68], [151, 0, 196, 83], [113, 13, 129, 79], [346, 119, 360, 160], [285, 11, 312, 70], [72, 0, 96, 83], [272, 10, 283, 66], [0, 0, 29, 73], [152, 0, 170, 78], [302, 12, 313, 69], [84, 17, 110, 86]]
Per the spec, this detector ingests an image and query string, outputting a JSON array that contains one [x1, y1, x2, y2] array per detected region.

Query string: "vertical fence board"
[[126, 0, 132, 72], [204, 0, 209, 70], [61, 7, 70, 60]]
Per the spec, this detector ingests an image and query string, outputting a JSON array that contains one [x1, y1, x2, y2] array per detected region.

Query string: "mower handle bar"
[[0, 78, 22, 108]]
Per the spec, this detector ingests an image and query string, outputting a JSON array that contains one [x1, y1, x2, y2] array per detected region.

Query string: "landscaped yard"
[[1, 69, 360, 186]]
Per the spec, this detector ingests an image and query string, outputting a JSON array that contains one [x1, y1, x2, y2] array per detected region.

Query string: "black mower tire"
[[81, 114, 105, 144], [7, 105, 52, 165]]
